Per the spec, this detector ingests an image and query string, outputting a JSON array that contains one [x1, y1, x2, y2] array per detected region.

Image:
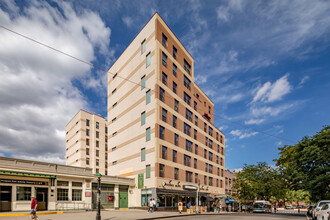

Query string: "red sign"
[[85, 192, 92, 197], [108, 196, 113, 201]]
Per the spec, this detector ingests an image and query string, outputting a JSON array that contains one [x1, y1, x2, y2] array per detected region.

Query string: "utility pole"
[[196, 179, 200, 213], [96, 173, 102, 220]]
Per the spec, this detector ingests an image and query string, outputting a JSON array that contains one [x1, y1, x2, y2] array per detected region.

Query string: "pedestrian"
[[30, 195, 38, 220], [148, 198, 154, 213], [152, 198, 156, 212], [213, 202, 216, 213], [187, 201, 191, 211], [219, 204, 222, 213], [178, 200, 183, 214]]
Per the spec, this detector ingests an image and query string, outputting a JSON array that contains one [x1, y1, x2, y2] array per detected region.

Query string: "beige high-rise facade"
[[65, 110, 108, 175], [107, 13, 226, 209]]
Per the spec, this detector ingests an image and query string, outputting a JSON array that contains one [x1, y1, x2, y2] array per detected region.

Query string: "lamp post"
[[96, 173, 102, 220]]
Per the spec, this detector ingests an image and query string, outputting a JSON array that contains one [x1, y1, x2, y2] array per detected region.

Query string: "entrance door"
[[0, 186, 12, 212], [119, 190, 128, 209], [36, 188, 48, 210]]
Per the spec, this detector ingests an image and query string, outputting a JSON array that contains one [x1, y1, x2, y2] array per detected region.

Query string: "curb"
[[0, 211, 63, 217]]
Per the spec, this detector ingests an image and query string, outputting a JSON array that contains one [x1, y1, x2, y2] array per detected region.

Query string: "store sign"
[[138, 174, 144, 189], [0, 179, 47, 185], [183, 185, 197, 190], [85, 191, 92, 197]]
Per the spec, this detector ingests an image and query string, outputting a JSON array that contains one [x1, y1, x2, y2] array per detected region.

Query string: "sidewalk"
[[0, 209, 237, 220]]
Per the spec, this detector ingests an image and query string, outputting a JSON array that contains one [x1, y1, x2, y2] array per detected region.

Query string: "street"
[[175, 214, 306, 220]]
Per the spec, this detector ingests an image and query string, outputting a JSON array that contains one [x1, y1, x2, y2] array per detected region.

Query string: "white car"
[[313, 201, 330, 220], [316, 203, 330, 220]]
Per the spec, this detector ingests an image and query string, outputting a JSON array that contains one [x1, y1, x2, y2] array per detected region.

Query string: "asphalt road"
[[174, 213, 307, 220]]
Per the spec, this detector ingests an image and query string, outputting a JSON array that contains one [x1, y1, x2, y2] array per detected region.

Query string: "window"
[[96, 168, 99, 173], [96, 140, 99, 147], [216, 179, 219, 187], [57, 188, 68, 201], [112, 118, 116, 123], [96, 122, 99, 129], [146, 165, 151, 178], [146, 52, 151, 67], [96, 131, 99, 138], [174, 99, 179, 112], [159, 164, 164, 177], [162, 108, 167, 122], [220, 135, 223, 144], [72, 189, 82, 201], [194, 158, 197, 169], [162, 72, 167, 85], [173, 64, 177, 76], [112, 73, 117, 79], [96, 159, 99, 166], [209, 127, 213, 136], [204, 149, 207, 159], [184, 92, 191, 105], [204, 176, 207, 185], [172, 115, 177, 128], [96, 150, 99, 157], [112, 146, 117, 151], [194, 101, 197, 111], [205, 163, 208, 172], [86, 119, 90, 127], [209, 164, 213, 174], [141, 39, 146, 54], [112, 132, 117, 137], [184, 75, 191, 90], [186, 171, 193, 182], [141, 112, 146, 125], [146, 127, 151, 141], [16, 187, 31, 201], [173, 46, 177, 59], [205, 137, 208, 146], [184, 155, 191, 166], [184, 123, 191, 136], [141, 148, 146, 161], [112, 102, 117, 108], [174, 168, 179, 180], [220, 157, 223, 166], [186, 108, 192, 121], [86, 148, 90, 155], [174, 134, 179, 146], [221, 147, 224, 155], [186, 140, 192, 152], [209, 152, 213, 161], [209, 139, 213, 149], [209, 106, 211, 114], [112, 88, 117, 94], [216, 155, 219, 164], [204, 123, 207, 132], [173, 150, 177, 162], [217, 168, 220, 176], [195, 173, 198, 183], [86, 158, 89, 165], [220, 179, 223, 188], [184, 59, 191, 75], [217, 144, 220, 153], [159, 87, 165, 102], [194, 129, 197, 139], [195, 144, 198, 155], [216, 132, 219, 141], [162, 146, 167, 159], [209, 177, 213, 186], [162, 52, 167, 67], [141, 75, 146, 89], [195, 116, 198, 126], [162, 33, 167, 48], [172, 82, 177, 94], [105, 127, 107, 134], [221, 169, 224, 177], [159, 125, 164, 140], [86, 129, 89, 136], [146, 90, 151, 104], [112, 161, 117, 166]]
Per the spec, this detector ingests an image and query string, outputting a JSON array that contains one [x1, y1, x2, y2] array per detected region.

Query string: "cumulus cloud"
[[244, 118, 265, 125], [230, 129, 258, 139], [0, 1, 111, 163]]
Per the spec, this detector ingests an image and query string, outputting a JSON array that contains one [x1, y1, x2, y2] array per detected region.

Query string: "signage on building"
[[183, 185, 198, 190], [138, 173, 144, 189], [0, 179, 47, 185], [85, 191, 92, 197]]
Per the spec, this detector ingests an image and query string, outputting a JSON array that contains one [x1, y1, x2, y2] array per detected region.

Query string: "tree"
[[275, 126, 330, 201]]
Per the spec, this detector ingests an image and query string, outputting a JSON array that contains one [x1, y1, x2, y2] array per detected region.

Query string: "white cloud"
[[0, 2, 111, 163], [253, 74, 292, 103], [122, 16, 133, 28], [276, 141, 283, 146], [230, 129, 258, 139], [232, 168, 243, 173], [297, 75, 310, 88], [244, 118, 265, 125], [216, 6, 230, 22], [251, 103, 294, 117]]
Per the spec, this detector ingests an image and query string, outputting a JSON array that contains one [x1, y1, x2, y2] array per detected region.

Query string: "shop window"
[[72, 189, 82, 201], [57, 188, 68, 201], [16, 187, 31, 201], [57, 181, 69, 186]]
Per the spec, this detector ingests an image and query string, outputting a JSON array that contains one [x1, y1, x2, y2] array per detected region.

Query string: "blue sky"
[[0, 0, 329, 170]]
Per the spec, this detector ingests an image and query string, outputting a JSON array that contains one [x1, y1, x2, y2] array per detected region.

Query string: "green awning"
[[0, 170, 57, 178]]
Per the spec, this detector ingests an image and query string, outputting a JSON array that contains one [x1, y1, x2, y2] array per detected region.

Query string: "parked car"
[[286, 205, 293, 209], [316, 203, 330, 220], [313, 201, 330, 220]]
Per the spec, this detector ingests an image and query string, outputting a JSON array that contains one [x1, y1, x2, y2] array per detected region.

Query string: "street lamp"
[[96, 173, 102, 220]]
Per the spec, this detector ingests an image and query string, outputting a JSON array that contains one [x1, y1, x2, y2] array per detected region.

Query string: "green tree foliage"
[[285, 190, 311, 204], [233, 162, 287, 202], [275, 126, 330, 201]]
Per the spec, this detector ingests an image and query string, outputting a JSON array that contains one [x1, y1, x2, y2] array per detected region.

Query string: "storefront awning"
[[0, 170, 57, 179], [225, 198, 235, 204]]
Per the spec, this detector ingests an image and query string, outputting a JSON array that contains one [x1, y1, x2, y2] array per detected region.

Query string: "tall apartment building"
[[107, 13, 225, 209], [65, 110, 108, 175]]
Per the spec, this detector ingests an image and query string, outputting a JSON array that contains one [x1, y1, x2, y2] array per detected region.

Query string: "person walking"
[[152, 198, 156, 212], [30, 195, 38, 220], [178, 200, 183, 214], [148, 198, 154, 213]]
